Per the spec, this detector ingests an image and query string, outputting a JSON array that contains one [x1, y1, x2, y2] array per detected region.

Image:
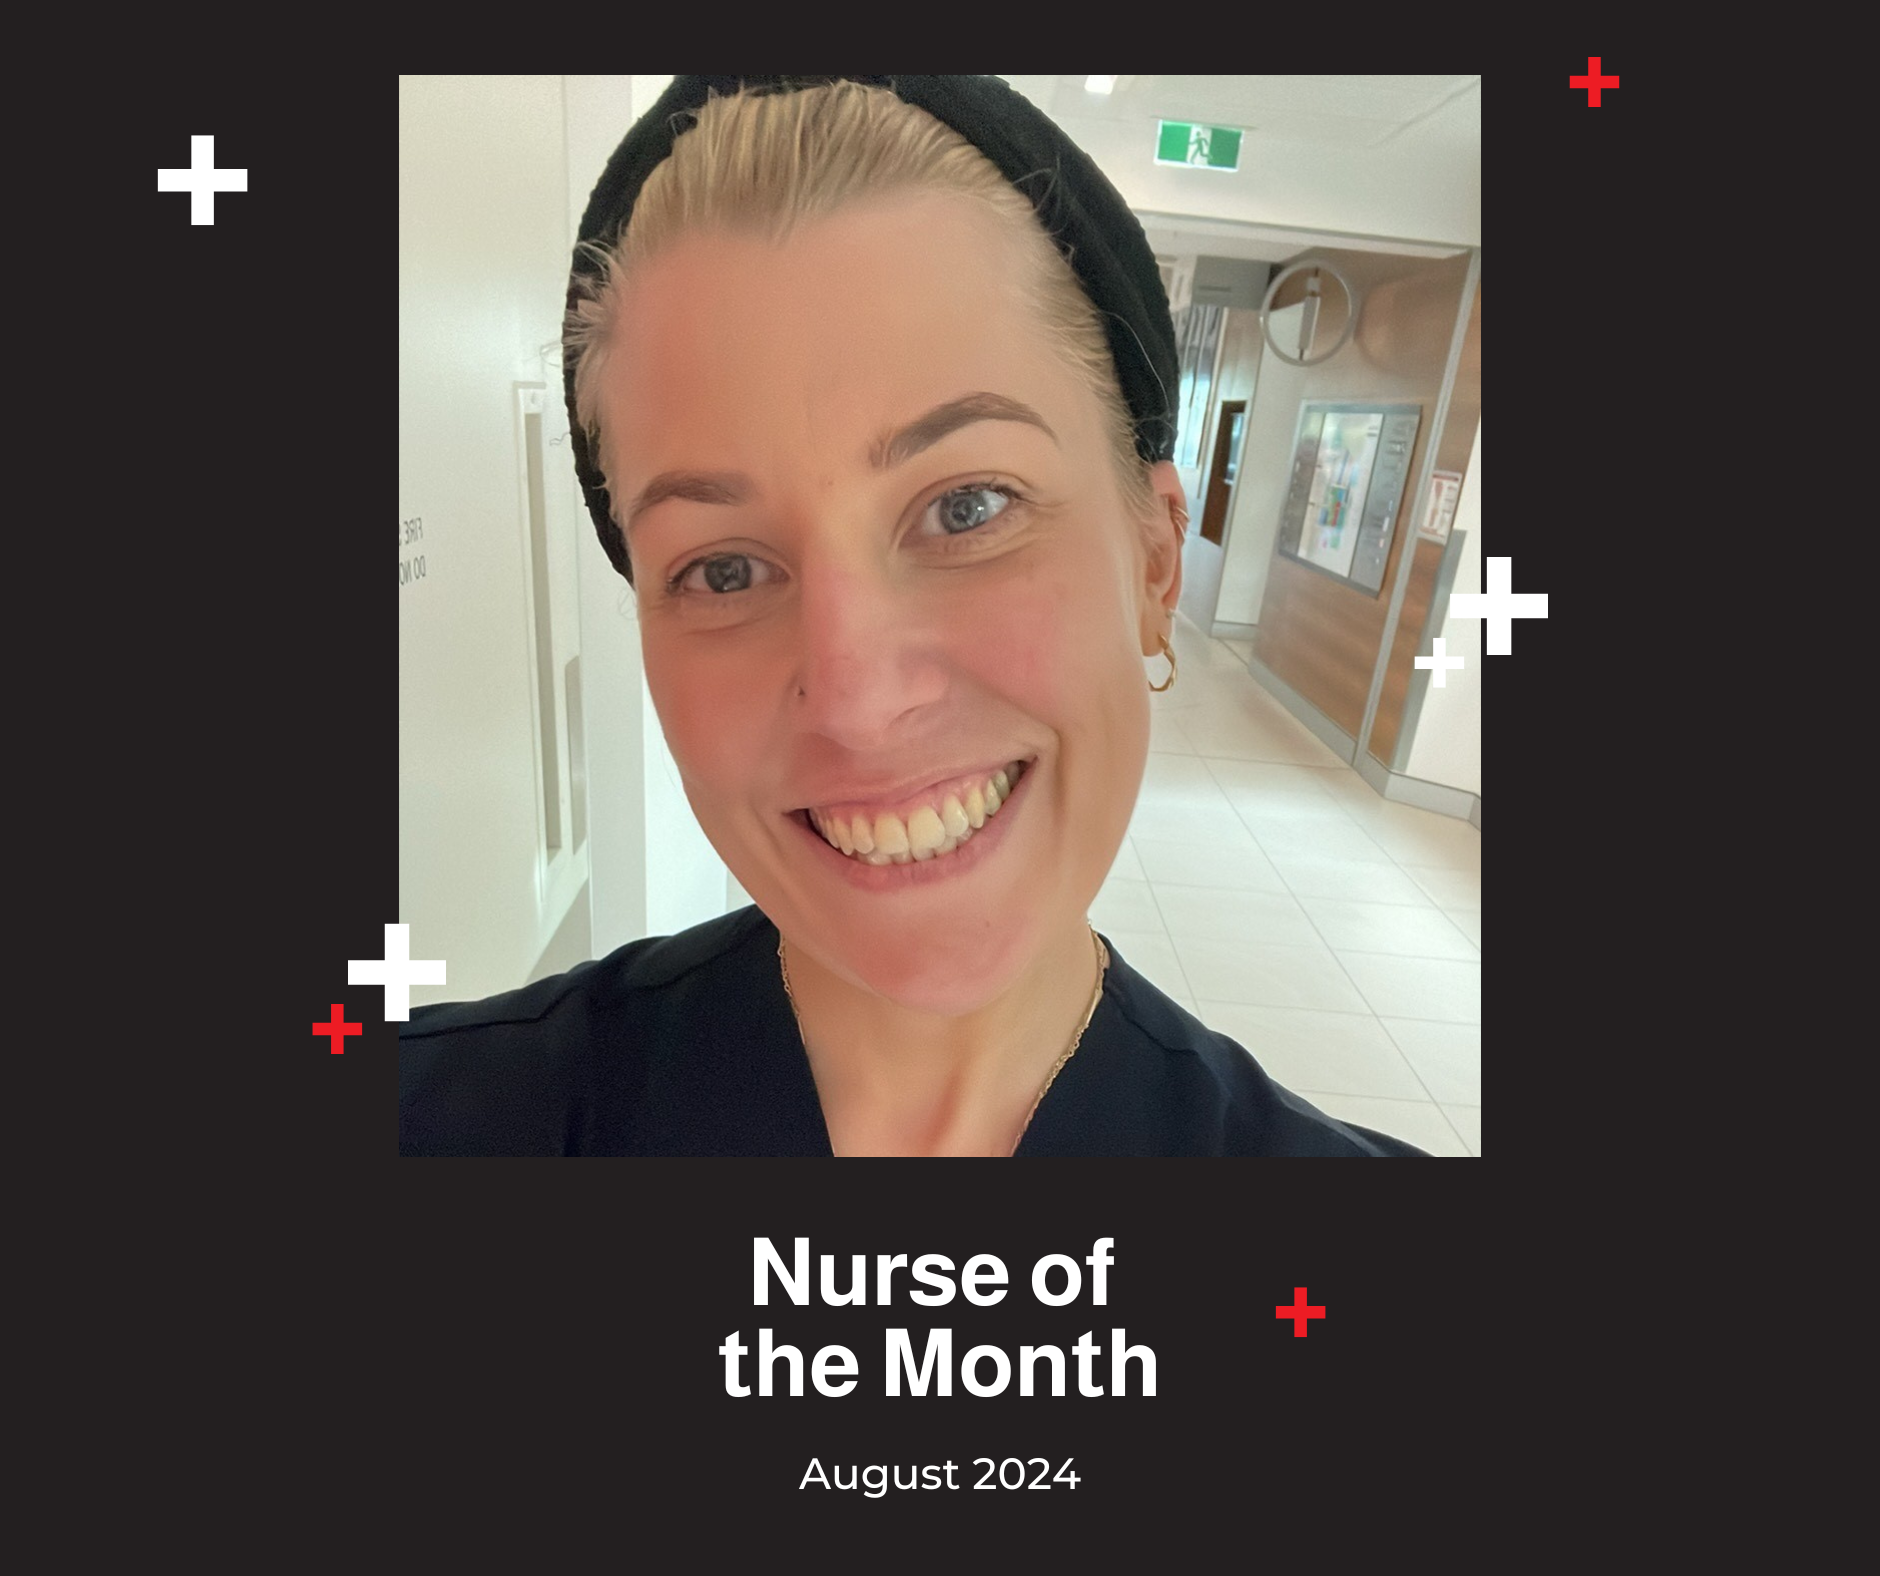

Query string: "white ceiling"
[[994, 75, 1480, 262]]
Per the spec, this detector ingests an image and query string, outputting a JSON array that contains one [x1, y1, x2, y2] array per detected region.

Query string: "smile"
[[801, 761, 1031, 866]]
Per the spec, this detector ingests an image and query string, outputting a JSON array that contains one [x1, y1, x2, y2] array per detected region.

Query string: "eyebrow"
[[870, 392, 1057, 470], [622, 471, 750, 536], [621, 392, 1056, 536]]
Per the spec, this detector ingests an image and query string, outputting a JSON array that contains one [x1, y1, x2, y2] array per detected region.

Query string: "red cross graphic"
[[1276, 1286, 1326, 1337], [1570, 57, 1620, 107], [313, 1003, 363, 1054]]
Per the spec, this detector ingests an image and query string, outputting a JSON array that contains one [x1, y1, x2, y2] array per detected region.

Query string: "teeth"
[[907, 805, 946, 860], [808, 762, 1026, 865]]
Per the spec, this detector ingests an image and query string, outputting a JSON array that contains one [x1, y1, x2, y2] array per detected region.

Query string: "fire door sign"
[[1155, 121, 1243, 171]]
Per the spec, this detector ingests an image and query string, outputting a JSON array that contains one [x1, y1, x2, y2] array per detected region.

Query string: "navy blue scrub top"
[[399, 906, 1429, 1157]]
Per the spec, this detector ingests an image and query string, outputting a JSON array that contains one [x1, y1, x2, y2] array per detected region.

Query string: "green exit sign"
[[1155, 120, 1243, 172]]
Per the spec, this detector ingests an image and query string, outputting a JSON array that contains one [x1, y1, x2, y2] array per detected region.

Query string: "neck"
[[780, 916, 1103, 1157]]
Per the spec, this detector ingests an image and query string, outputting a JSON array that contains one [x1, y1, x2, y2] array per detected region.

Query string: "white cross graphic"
[[1446, 556, 1548, 655], [157, 136, 247, 225], [1415, 636, 1467, 688], [349, 923, 446, 1022]]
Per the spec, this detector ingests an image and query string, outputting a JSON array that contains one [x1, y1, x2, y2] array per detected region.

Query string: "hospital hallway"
[[402, 76, 1484, 1155], [1094, 611, 1480, 1154]]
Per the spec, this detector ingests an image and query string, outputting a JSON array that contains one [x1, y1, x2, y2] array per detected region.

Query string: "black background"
[[104, 61, 1658, 1554]]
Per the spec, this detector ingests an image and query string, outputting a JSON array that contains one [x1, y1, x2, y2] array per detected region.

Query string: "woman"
[[399, 75, 1424, 1157]]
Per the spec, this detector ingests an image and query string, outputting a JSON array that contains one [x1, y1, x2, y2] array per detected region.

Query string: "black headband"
[[563, 74, 1179, 582]]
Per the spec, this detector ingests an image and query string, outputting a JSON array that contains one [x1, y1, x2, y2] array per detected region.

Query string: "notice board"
[[1273, 401, 1422, 596]]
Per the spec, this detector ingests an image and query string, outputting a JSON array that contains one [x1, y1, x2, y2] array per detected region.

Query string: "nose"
[[789, 558, 948, 749]]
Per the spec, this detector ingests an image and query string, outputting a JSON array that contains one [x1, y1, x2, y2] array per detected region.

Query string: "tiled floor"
[[1092, 616, 1481, 1155]]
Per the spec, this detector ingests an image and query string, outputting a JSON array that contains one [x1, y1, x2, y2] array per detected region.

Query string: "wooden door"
[[1199, 399, 1246, 545]]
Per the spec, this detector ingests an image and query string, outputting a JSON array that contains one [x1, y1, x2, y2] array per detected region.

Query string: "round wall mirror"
[[1260, 259, 1359, 367]]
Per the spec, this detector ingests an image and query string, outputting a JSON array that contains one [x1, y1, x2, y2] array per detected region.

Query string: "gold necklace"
[[777, 926, 1109, 1157]]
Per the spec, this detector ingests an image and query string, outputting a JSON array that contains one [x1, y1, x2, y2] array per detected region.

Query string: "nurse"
[[400, 75, 1424, 1157]]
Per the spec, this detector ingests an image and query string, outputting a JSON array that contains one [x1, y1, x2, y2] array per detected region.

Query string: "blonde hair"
[[565, 81, 1158, 550]]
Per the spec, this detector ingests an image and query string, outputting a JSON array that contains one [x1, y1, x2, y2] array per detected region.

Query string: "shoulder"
[[402, 904, 772, 1038], [1097, 937, 1429, 1157], [398, 906, 775, 1155]]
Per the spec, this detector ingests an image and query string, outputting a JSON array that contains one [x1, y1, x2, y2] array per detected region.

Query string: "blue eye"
[[669, 553, 781, 596], [923, 484, 1015, 537]]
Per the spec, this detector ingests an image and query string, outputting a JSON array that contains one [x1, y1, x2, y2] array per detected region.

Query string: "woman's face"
[[600, 191, 1181, 1013]]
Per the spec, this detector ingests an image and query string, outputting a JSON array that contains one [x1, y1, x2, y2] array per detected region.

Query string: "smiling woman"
[[398, 76, 1426, 1157]]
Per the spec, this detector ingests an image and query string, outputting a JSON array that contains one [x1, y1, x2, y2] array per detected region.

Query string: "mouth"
[[790, 759, 1033, 871]]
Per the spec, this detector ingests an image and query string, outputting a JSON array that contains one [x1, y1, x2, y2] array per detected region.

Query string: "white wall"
[[401, 73, 731, 1012], [562, 76, 731, 955], [1404, 423, 1481, 798], [1043, 102, 1479, 250], [399, 75, 587, 1006], [563, 75, 652, 957], [1213, 304, 1307, 628]]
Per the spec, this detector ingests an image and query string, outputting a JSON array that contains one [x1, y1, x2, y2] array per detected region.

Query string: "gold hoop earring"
[[1148, 633, 1177, 693]]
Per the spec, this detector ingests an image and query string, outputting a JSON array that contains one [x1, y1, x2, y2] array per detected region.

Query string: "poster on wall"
[[1418, 470, 1464, 544], [1274, 401, 1422, 595], [1298, 410, 1384, 578]]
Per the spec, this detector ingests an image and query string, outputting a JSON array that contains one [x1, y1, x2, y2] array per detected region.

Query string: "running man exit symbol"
[[1155, 121, 1243, 172]]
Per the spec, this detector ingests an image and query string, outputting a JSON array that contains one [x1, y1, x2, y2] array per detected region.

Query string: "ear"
[[1138, 460, 1187, 655]]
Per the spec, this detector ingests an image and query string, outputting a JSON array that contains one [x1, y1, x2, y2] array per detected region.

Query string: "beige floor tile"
[[1446, 907, 1482, 950], [1298, 897, 1480, 961], [1240, 813, 1394, 864], [1202, 759, 1347, 802], [1152, 883, 1316, 946], [1183, 719, 1345, 768], [1336, 953, 1481, 1024], [1441, 1103, 1481, 1155], [1132, 837, 1289, 893], [1404, 865, 1482, 910], [1138, 751, 1238, 809], [1303, 1094, 1474, 1156], [1146, 706, 1197, 754], [1268, 854, 1433, 905], [1208, 774, 1356, 824], [1359, 809, 1482, 871], [1087, 877, 1165, 935], [1199, 1002, 1428, 1100], [1379, 1018, 1481, 1105], [1171, 937, 1370, 1012], [1318, 770, 1388, 807], [1127, 799, 1259, 848]]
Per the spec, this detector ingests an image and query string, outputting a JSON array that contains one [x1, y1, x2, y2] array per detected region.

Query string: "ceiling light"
[[1084, 76, 1118, 95]]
